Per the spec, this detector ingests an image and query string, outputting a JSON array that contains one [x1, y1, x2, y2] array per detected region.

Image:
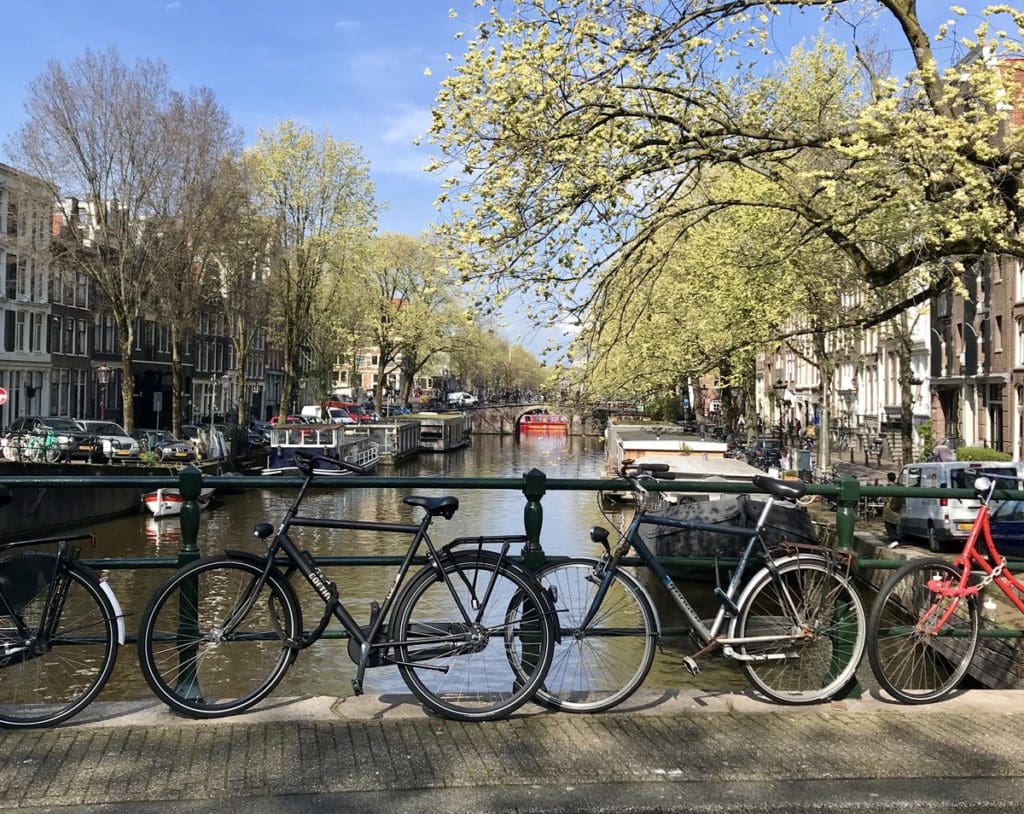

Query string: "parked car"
[[382, 405, 411, 417], [447, 391, 478, 407], [76, 420, 141, 462], [131, 428, 196, 462], [990, 498, 1024, 559], [897, 461, 1023, 552], [1, 416, 98, 462]]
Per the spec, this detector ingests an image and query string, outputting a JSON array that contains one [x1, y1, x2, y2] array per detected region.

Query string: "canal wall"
[[0, 461, 147, 541]]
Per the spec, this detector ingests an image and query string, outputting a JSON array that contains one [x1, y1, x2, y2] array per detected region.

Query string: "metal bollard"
[[521, 467, 548, 571]]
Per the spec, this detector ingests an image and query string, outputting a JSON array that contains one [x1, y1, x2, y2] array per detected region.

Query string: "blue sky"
[[0, 0, 480, 236], [0, 1, 1009, 356]]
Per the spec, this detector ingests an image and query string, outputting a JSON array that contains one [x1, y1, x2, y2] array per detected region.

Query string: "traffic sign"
[[0, 387, 7, 406]]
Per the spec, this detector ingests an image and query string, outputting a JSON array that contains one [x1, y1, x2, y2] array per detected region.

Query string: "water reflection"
[[76, 433, 746, 703]]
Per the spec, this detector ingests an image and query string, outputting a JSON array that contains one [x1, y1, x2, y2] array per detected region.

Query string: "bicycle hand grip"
[[638, 463, 670, 473]]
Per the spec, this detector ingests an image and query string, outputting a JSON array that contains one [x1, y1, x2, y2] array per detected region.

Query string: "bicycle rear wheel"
[[392, 551, 554, 721], [867, 559, 979, 704], [533, 558, 657, 712], [0, 558, 118, 728], [734, 557, 866, 704], [137, 555, 301, 718]]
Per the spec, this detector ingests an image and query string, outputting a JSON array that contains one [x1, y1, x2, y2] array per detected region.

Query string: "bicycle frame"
[[922, 500, 1024, 633], [1, 534, 100, 656], [589, 488, 823, 663], [227, 468, 525, 692]]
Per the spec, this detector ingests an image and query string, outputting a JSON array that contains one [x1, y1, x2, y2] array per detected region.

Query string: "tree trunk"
[[171, 329, 183, 438], [117, 333, 136, 433]]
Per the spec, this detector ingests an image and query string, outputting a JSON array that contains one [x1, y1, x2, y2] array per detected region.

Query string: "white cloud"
[[334, 19, 359, 30], [164, 1, 181, 10]]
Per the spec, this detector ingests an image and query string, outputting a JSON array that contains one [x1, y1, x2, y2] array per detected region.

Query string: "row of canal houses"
[[753, 51, 1024, 464], [0, 161, 422, 429], [753, 253, 1024, 463]]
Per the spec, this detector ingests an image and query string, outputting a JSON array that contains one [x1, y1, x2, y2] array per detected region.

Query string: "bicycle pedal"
[[682, 656, 700, 676]]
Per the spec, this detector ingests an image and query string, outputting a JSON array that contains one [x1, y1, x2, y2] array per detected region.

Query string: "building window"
[[6, 201, 17, 237], [14, 311, 25, 351], [5, 254, 17, 299], [995, 316, 1003, 353], [77, 319, 88, 355], [29, 312, 43, 352], [1016, 318, 1024, 366], [76, 274, 88, 308]]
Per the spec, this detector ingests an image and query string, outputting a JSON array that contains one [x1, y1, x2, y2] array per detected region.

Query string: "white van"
[[299, 405, 354, 425], [897, 461, 1023, 552]]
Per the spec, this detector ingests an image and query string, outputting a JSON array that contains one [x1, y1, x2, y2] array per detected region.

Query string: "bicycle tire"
[[392, 550, 554, 721], [734, 557, 866, 704], [532, 558, 657, 713], [0, 558, 118, 728], [137, 555, 302, 718], [867, 558, 979, 704]]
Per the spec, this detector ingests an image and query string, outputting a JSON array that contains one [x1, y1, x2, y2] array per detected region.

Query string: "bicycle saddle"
[[753, 475, 807, 501], [404, 495, 459, 519]]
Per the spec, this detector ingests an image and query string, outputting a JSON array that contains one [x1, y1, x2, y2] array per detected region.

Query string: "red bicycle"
[[867, 475, 1018, 703]]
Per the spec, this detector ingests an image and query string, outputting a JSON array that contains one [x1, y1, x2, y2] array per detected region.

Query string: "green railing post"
[[175, 464, 204, 701], [831, 474, 863, 699], [177, 464, 203, 565], [834, 475, 861, 551], [521, 468, 547, 571]]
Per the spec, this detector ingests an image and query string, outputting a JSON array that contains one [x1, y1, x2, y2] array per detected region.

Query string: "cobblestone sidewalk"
[[4, 690, 1024, 812]]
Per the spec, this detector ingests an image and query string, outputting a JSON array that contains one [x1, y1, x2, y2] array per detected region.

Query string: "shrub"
[[956, 446, 1012, 462]]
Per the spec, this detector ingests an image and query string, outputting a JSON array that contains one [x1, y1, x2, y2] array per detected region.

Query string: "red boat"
[[518, 413, 569, 434]]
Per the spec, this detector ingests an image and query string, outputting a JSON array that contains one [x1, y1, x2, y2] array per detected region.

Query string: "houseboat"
[[604, 420, 761, 498], [143, 487, 215, 518], [518, 412, 569, 434], [412, 412, 472, 452], [262, 423, 379, 476], [363, 419, 421, 465]]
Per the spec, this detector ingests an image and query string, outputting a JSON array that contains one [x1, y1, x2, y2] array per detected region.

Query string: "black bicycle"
[[137, 450, 556, 722], [0, 486, 124, 727]]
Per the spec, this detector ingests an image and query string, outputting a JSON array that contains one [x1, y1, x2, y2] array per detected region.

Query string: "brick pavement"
[[4, 690, 1024, 812]]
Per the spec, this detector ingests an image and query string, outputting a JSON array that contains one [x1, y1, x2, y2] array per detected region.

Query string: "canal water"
[[82, 433, 746, 704]]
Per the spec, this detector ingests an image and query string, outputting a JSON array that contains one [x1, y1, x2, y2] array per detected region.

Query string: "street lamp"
[[96, 365, 111, 421], [773, 376, 786, 439]]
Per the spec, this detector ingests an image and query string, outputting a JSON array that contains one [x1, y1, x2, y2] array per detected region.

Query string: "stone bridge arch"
[[467, 404, 601, 436]]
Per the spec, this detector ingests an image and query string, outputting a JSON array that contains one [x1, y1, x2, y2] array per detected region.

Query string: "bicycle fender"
[[725, 553, 842, 638], [98, 578, 126, 645]]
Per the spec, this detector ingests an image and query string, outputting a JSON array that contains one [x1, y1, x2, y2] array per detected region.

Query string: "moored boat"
[[518, 412, 569, 434], [262, 423, 379, 475], [143, 487, 214, 518]]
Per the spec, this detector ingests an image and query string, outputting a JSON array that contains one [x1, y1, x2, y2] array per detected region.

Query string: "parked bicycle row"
[[0, 456, 1015, 728]]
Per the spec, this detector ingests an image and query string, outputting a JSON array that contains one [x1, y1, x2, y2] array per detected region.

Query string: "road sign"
[[0, 387, 7, 406]]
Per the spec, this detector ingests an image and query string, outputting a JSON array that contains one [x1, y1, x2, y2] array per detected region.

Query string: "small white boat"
[[143, 487, 215, 518]]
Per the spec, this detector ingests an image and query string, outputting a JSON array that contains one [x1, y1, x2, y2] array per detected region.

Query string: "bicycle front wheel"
[[867, 559, 979, 704], [0, 559, 118, 728], [137, 555, 302, 718], [534, 558, 657, 712], [392, 552, 554, 721], [734, 558, 866, 704]]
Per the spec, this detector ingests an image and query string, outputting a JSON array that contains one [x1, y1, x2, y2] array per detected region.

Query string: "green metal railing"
[[5, 467, 1024, 641]]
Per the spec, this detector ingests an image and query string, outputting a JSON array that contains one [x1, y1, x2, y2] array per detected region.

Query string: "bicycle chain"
[[976, 557, 1007, 591]]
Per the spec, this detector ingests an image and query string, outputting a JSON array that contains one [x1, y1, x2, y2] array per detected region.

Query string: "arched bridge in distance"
[[461, 403, 614, 436]]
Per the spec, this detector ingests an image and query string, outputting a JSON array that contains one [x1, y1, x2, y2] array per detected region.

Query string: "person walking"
[[883, 471, 904, 549]]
